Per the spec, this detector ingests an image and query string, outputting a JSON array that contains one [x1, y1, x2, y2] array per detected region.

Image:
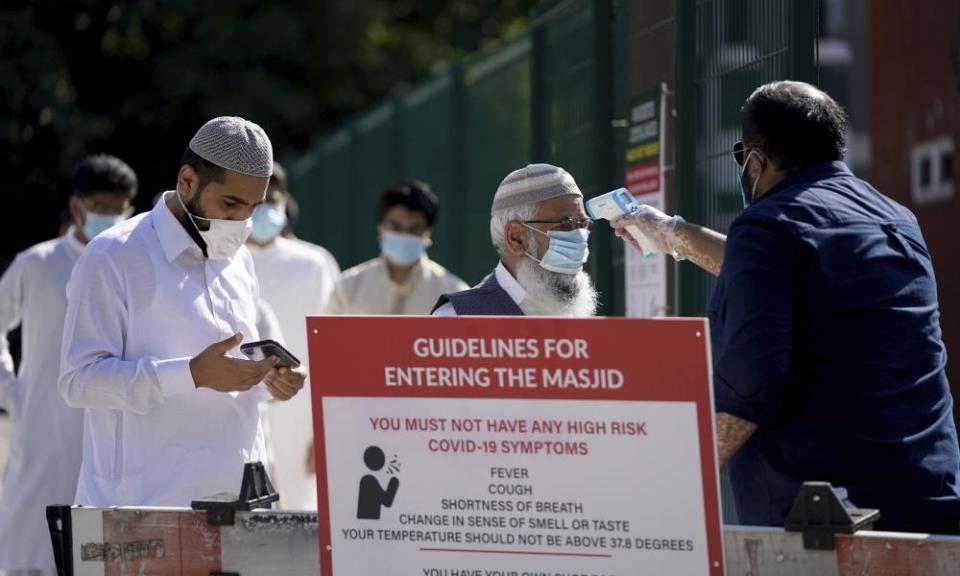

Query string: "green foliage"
[[0, 0, 537, 252]]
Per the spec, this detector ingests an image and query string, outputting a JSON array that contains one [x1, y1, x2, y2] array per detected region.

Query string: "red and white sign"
[[623, 84, 669, 318], [625, 160, 661, 196], [309, 316, 723, 576]]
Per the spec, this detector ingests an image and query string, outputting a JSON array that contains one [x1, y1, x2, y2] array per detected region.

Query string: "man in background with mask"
[[246, 160, 338, 509], [433, 163, 597, 317], [614, 81, 960, 533], [59, 116, 306, 507], [0, 154, 136, 573], [328, 180, 467, 315], [306, 181, 466, 477]]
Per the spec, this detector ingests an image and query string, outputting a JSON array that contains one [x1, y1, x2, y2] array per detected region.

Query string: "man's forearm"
[[674, 222, 726, 277], [58, 355, 193, 415], [716, 412, 757, 467]]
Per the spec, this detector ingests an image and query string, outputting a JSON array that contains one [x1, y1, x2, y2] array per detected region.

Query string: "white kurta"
[[0, 231, 84, 571], [249, 236, 339, 509], [59, 192, 268, 507], [292, 237, 341, 276], [328, 256, 468, 315]]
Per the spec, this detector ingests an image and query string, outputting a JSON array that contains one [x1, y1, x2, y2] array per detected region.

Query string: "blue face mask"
[[250, 204, 288, 243], [381, 231, 426, 267], [524, 225, 590, 275], [83, 212, 124, 240], [738, 150, 761, 209]]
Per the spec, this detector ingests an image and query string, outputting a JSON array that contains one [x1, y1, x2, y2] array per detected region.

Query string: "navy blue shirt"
[[709, 161, 960, 532]]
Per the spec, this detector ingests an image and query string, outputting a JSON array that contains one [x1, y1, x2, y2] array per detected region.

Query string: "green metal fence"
[[398, 71, 463, 274], [674, 0, 818, 316], [460, 36, 533, 284], [532, 0, 617, 314], [287, 0, 817, 317], [287, 0, 624, 313]]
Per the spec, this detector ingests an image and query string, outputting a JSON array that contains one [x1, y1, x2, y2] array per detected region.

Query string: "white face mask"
[[176, 189, 252, 259]]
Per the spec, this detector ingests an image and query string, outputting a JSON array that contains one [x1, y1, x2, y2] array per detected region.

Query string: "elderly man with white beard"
[[433, 163, 597, 317]]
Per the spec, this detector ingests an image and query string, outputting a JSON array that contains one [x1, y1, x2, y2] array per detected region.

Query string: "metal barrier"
[[48, 506, 960, 576]]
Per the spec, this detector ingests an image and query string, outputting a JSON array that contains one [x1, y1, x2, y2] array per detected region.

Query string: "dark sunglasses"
[[732, 141, 759, 167]]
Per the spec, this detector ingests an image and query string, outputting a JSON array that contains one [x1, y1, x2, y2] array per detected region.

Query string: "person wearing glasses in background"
[[612, 81, 960, 533], [0, 155, 137, 573], [327, 180, 467, 316], [433, 163, 597, 317]]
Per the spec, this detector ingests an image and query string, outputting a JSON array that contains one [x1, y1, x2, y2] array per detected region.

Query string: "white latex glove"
[[611, 205, 685, 258]]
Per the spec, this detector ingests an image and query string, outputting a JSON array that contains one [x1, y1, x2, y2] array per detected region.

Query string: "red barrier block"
[[99, 509, 221, 575], [836, 532, 960, 576]]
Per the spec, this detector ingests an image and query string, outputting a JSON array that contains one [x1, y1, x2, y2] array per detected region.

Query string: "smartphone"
[[240, 339, 301, 368]]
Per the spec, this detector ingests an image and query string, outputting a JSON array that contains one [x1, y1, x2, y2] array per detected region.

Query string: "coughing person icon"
[[357, 446, 400, 520]]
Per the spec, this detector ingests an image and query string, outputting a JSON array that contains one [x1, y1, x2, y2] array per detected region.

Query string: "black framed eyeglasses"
[[523, 216, 593, 232], [732, 141, 754, 167]]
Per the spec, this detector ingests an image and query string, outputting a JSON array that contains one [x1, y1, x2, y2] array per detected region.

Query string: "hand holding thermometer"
[[585, 188, 657, 257]]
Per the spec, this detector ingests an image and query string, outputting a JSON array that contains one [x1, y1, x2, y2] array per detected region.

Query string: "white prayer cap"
[[491, 163, 582, 213], [189, 116, 273, 178]]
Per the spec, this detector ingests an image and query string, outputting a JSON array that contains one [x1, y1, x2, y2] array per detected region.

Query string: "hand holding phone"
[[240, 339, 301, 368], [190, 333, 277, 393]]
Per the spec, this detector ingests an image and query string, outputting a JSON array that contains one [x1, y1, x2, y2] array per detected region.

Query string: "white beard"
[[515, 257, 598, 317]]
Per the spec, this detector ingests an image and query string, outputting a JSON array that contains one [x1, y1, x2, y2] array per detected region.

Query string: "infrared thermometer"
[[585, 188, 656, 256]]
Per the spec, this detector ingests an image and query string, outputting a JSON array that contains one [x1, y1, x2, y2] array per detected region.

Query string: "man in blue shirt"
[[614, 80, 960, 533]]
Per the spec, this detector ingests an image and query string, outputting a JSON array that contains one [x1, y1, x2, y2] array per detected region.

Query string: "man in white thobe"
[[0, 155, 137, 573], [59, 117, 306, 507]]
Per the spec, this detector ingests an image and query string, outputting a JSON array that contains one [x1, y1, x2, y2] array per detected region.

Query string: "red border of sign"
[[308, 316, 723, 575]]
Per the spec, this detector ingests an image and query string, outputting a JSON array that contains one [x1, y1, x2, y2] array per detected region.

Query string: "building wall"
[[870, 0, 960, 421]]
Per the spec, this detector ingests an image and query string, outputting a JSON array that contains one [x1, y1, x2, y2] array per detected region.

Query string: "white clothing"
[[292, 237, 341, 276], [249, 237, 338, 363], [329, 256, 468, 315], [432, 261, 527, 316], [59, 192, 268, 507], [248, 236, 338, 509], [0, 230, 85, 571], [256, 298, 285, 343]]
